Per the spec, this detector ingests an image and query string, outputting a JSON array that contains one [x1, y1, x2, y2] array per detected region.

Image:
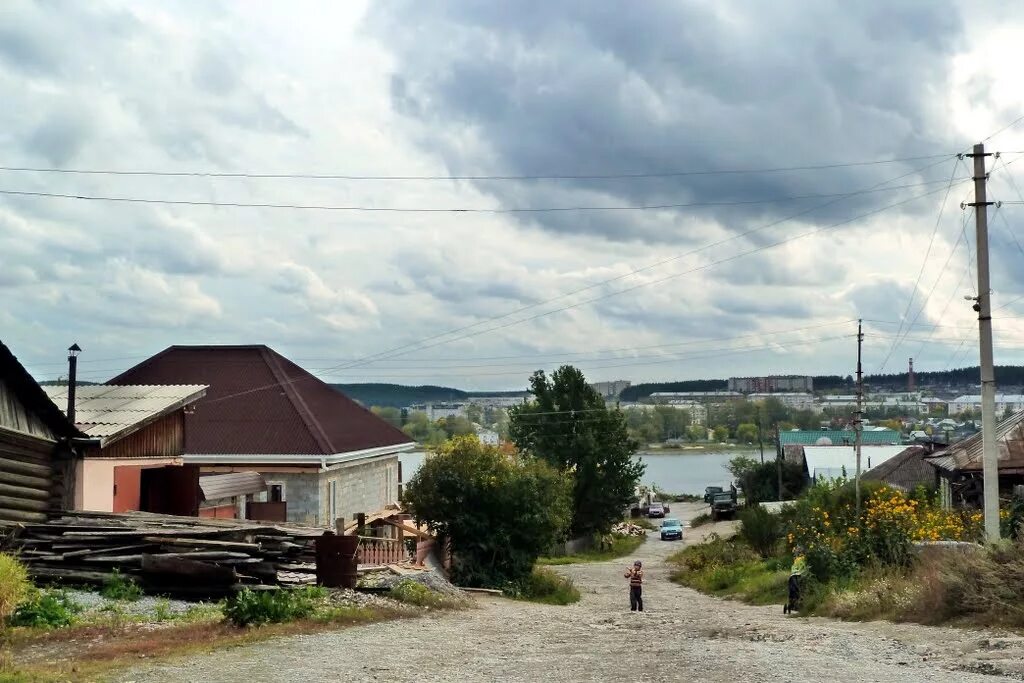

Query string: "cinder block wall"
[[321, 456, 399, 526], [258, 472, 321, 526]]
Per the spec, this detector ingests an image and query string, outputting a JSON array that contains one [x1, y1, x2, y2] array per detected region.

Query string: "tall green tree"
[[509, 366, 644, 536]]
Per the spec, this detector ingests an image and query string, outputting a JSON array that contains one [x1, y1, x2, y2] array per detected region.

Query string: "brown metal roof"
[[200, 472, 266, 501], [108, 345, 413, 457], [925, 410, 1024, 473]]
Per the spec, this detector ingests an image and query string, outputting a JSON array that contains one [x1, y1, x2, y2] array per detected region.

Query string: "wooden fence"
[[357, 536, 409, 566]]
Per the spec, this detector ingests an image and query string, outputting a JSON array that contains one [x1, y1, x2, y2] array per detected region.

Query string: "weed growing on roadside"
[[8, 589, 82, 629], [100, 569, 143, 602], [223, 588, 319, 627], [504, 567, 580, 605]]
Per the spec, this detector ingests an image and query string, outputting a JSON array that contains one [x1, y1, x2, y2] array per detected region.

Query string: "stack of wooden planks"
[[3, 510, 327, 596]]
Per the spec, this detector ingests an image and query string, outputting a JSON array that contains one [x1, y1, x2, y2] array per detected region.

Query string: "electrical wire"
[[876, 158, 964, 373], [0, 177, 966, 214], [0, 153, 958, 181]]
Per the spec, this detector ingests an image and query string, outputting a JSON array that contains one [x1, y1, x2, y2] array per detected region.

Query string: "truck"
[[709, 492, 738, 521]]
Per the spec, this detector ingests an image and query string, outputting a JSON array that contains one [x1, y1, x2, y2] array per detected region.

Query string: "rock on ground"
[[121, 502, 1024, 682]]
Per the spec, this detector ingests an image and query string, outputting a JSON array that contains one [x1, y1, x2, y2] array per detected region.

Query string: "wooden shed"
[[0, 342, 87, 524]]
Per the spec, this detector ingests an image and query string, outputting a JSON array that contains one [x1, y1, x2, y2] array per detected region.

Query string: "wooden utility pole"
[[775, 425, 784, 501], [967, 142, 1000, 542], [855, 319, 864, 519]]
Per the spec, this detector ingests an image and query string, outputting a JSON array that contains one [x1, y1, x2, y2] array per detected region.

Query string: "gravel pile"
[[358, 568, 466, 600], [324, 588, 404, 610]]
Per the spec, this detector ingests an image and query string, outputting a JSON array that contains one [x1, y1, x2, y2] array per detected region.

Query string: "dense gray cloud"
[[366, 0, 963, 245]]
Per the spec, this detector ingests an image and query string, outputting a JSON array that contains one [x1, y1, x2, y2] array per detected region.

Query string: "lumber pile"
[[2, 510, 328, 597]]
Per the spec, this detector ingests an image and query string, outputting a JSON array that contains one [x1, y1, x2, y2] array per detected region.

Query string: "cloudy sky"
[[4, 0, 1024, 391]]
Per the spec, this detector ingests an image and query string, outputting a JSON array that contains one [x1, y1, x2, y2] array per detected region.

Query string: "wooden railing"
[[357, 536, 410, 566]]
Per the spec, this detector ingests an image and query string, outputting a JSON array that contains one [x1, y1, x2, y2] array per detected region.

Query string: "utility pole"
[[967, 142, 1000, 542], [855, 320, 864, 519], [756, 406, 765, 464], [775, 424, 784, 501]]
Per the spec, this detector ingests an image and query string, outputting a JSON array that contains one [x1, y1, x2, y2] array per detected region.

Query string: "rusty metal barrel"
[[315, 533, 359, 588]]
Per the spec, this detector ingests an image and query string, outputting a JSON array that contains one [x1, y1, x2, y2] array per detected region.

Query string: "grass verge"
[[505, 567, 581, 605], [537, 533, 644, 565], [689, 513, 713, 528]]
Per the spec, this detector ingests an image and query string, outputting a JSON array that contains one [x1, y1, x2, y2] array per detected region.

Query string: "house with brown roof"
[[43, 384, 207, 514], [109, 345, 415, 527]]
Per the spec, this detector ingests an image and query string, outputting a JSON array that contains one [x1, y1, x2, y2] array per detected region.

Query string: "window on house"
[[268, 483, 285, 503]]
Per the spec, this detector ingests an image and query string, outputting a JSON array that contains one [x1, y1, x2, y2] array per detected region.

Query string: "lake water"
[[399, 449, 738, 496]]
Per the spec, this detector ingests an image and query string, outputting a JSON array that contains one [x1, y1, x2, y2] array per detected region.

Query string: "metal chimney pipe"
[[67, 343, 81, 424]]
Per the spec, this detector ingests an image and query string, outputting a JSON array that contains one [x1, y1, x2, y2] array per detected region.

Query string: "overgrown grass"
[[99, 569, 143, 602], [689, 513, 713, 528], [670, 527, 1024, 628], [223, 587, 323, 627], [505, 567, 581, 605], [0, 554, 30, 622], [668, 534, 790, 605], [537, 533, 644, 565]]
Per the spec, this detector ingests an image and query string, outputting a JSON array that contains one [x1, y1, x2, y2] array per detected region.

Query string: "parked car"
[[648, 502, 666, 518], [659, 518, 683, 541], [703, 486, 724, 504], [710, 492, 738, 521]]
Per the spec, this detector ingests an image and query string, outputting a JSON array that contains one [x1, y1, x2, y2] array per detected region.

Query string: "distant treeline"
[[618, 366, 1024, 401], [331, 383, 527, 408], [618, 379, 727, 401]]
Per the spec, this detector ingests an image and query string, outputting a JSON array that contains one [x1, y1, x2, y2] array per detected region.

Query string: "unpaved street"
[[123, 503, 1024, 682]]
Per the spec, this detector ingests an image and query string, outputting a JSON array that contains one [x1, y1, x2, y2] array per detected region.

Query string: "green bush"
[[668, 533, 757, 574], [9, 590, 82, 629], [100, 569, 143, 601], [389, 580, 446, 608], [738, 506, 782, 558], [504, 567, 580, 605], [403, 435, 572, 588], [223, 588, 318, 627], [0, 553, 30, 622]]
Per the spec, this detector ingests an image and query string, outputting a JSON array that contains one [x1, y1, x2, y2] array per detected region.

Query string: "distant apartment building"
[[728, 375, 813, 394], [408, 403, 468, 421], [819, 392, 926, 415], [624, 401, 706, 425], [590, 380, 631, 400], [949, 394, 1024, 415], [649, 391, 743, 404], [748, 392, 815, 411]]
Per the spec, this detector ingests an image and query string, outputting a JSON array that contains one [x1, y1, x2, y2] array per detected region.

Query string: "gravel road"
[[122, 503, 1024, 682]]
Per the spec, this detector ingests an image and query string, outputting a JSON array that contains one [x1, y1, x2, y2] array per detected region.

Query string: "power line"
[[0, 153, 958, 181], [0, 177, 965, 214], [201, 178, 964, 406], [876, 158, 964, 372]]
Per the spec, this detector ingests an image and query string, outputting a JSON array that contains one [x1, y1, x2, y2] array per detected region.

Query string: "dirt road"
[[122, 503, 1024, 682]]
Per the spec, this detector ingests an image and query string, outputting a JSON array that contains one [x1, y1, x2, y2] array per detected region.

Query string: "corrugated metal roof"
[[779, 429, 901, 446], [803, 445, 909, 481], [925, 410, 1024, 472], [43, 384, 206, 440], [107, 345, 414, 457], [200, 472, 266, 501]]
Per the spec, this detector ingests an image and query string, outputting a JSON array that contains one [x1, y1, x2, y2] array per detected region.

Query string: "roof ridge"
[[260, 346, 335, 455]]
